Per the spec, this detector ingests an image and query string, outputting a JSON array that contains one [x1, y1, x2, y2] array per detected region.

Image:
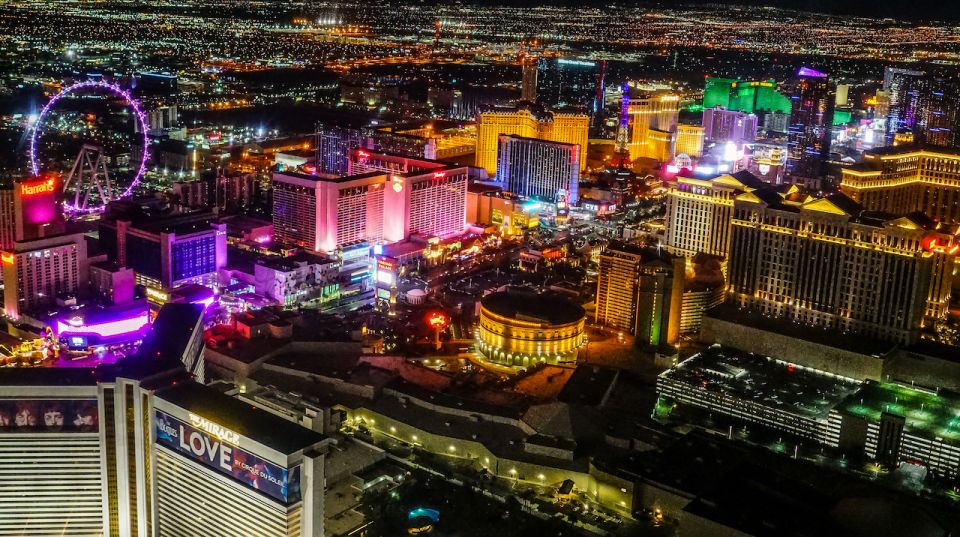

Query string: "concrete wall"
[[700, 316, 886, 381], [884, 348, 960, 391], [635, 479, 694, 520], [346, 407, 636, 514]]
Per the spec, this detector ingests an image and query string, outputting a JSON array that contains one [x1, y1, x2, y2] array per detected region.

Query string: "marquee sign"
[[155, 410, 300, 503]]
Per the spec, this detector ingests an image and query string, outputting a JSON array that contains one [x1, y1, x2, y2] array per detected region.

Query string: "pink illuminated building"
[[2, 232, 89, 320], [272, 150, 468, 253]]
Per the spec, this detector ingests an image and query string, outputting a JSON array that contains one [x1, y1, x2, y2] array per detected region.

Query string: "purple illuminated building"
[[100, 211, 227, 295], [788, 66, 834, 181]]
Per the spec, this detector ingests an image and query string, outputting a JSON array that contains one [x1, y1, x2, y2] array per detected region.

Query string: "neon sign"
[[155, 411, 299, 503], [146, 287, 170, 303], [357, 150, 370, 159], [189, 413, 241, 444], [433, 171, 446, 179], [20, 178, 56, 196], [55, 310, 150, 339], [1, 253, 13, 265], [427, 311, 448, 329]]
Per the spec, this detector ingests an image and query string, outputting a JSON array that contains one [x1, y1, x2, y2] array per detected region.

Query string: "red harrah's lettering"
[[21, 178, 55, 196]]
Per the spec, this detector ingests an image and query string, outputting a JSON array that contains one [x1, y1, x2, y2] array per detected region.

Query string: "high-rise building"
[[835, 84, 850, 107], [0, 303, 203, 537], [536, 57, 599, 109], [703, 77, 792, 114], [727, 190, 955, 344], [475, 105, 589, 175], [171, 179, 209, 210], [923, 90, 959, 147], [663, 171, 768, 258], [840, 146, 960, 223], [316, 124, 373, 176], [2, 232, 88, 320], [674, 124, 704, 158], [13, 174, 65, 241], [763, 111, 791, 134], [0, 178, 14, 251], [596, 242, 684, 348], [881, 67, 960, 147], [211, 171, 257, 212], [702, 107, 758, 144], [272, 171, 390, 253], [274, 151, 468, 253], [521, 58, 538, 102], [0, 302, 328, 537], [787, 67, 834, 179], [884, 67, 926, 134], [100, 211, 228, 293], [153, 382, 327, 537], [627, 92, 679, 161], [497, 135, 579, 203], [348, 150, 469, 240]]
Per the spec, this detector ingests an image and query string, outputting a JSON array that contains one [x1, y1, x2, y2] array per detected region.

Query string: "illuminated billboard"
[[155, 410, 301, 503], [376, 257, 397, 287], [17, 176, 59, 226], [0, 399, 99, 433]]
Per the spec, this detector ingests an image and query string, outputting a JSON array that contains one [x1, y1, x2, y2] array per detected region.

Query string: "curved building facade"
[[476, 289, 586, 367]]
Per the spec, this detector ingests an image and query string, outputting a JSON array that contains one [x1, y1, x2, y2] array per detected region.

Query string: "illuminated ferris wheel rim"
[[28, 79, 150, 214]]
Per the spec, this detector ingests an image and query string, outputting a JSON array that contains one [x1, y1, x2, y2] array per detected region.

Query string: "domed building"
[[476, 288, 586, 367]]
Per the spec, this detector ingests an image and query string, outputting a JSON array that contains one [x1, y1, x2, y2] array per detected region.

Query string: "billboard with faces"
[[0, 399, 99, 433]]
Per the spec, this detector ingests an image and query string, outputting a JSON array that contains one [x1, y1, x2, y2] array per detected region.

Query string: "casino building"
[[99, 210, 228, 294], [496, 135, 579, 204], [152, 383, 327, 537], [0, 302, 329, 537], [840, 146, 960, 223], [476, 288, 586, 367], [272, 150, 468, 253]]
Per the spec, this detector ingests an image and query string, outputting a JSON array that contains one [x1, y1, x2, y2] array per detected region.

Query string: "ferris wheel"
[[29, 79, 150, 214]]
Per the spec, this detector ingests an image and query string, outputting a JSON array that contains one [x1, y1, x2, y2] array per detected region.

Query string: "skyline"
[[1, 1, 960, 536]]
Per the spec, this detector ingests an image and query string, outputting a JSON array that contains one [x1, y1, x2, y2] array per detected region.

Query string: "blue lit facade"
[[111, 218, 228, 292], [172, 235, 218, 281]]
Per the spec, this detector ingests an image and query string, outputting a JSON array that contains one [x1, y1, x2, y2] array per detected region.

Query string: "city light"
[[4, 2, 960, 535], [29, 79, 149, 214]]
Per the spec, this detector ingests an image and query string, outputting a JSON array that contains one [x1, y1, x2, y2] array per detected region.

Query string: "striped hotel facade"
[[0, 376, 326, 537]]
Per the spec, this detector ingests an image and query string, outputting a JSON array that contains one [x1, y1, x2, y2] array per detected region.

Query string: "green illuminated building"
[[703, 77, 791, 114], [836, 381, 960, 477], [832, 109, 852, 125]]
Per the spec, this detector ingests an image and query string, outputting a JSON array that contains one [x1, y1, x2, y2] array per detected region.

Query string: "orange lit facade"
[[475, 107, 588, 176], [728, 189, 957, 344], [628, 93, 679, 161], [840, 147, 960, 224], [476, 295, 586, 367]]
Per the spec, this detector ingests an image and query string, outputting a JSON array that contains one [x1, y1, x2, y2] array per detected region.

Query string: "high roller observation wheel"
[[29, 79, 150, 214]]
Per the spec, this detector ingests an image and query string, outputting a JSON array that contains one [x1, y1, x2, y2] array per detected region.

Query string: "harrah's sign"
[[21, 178, 56, 197]]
